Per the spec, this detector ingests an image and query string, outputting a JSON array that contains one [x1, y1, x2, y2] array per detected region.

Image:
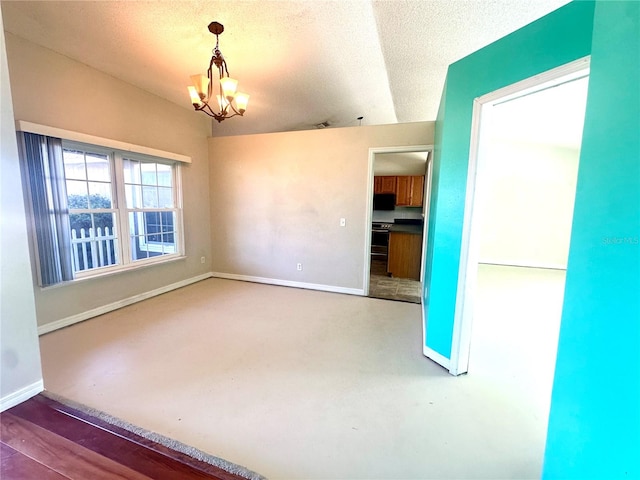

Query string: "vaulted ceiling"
[[1, 0, 570, 137]]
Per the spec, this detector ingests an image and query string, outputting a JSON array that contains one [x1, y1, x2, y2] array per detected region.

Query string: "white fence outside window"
[[70, 227, 118, 273]]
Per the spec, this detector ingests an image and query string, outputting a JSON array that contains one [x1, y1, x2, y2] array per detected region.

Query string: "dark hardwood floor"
[[1, 394, 253, 480]]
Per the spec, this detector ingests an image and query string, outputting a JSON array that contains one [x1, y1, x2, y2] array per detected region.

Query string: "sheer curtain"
[[19, 132, 73, 286]]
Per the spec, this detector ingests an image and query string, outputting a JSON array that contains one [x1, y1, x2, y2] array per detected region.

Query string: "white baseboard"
[[1, 379, 44, 412], [38, 273, 213, 335], [211, 272, 364, 296], [423, 345, 451, 371], [478, 260, 567, 271]]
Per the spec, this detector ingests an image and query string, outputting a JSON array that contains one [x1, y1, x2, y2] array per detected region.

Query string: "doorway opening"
[[449, 58, 590, 468], [365, 145, 433, 303]]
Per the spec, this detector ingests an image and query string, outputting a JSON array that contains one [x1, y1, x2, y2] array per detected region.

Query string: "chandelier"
[[188, 22, 250, 122]]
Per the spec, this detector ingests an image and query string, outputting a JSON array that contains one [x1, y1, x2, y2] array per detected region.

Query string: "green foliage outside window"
[[68, 194, 114, 233]]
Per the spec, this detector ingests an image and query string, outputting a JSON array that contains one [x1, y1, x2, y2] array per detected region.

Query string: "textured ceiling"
[[1, 0, 570, 137]]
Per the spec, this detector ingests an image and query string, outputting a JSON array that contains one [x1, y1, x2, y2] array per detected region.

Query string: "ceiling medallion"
[[188, 22, 249, 122]]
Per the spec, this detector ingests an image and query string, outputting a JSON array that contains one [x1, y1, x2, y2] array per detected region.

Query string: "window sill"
[[39, 255, 188, 291]]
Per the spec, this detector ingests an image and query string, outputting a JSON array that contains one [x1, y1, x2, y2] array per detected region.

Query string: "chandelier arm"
[[226, 102, 243, 116], [197, 102, 226, 122], [194, 105, 215, 118], [202, 101, 223, 119], [195, 102, 214, 116], [197, 93, 232, 122], [221, 111, 241, 120], [200, 102, 216, 116]]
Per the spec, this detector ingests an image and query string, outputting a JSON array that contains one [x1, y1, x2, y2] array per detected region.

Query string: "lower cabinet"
[[387, 231, 422, 280]]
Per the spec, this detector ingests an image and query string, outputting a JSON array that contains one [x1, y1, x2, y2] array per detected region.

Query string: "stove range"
[[372, 222, 393, 231]]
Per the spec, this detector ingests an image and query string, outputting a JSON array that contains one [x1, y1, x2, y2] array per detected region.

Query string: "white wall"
[[209, 122, 433, 291], [476, 139, 580, 268], [0, 12, 43, 410], [4, 33, 213, 329]]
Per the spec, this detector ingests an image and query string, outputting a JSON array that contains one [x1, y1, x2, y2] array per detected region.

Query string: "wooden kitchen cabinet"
[[387, 231, 422, 280], [395, 176, 410, 205], [410, 175, 424, 206], [374, 176, 397, 194], [393, 175, 425, 207]]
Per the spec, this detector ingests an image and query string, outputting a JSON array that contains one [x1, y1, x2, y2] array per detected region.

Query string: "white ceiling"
[[1, 0, 571, 137]]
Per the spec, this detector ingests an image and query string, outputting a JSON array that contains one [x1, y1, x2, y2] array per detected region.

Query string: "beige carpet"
[[39, 276, 554, 479]]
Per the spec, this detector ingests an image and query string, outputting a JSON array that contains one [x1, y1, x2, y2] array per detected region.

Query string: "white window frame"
[[63, 140, 184, 279], [64, 143, 120, 275], [116, 151, 184, 267]]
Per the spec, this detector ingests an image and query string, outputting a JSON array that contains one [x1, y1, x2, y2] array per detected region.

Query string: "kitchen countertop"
[[390, 224, 423, 235]]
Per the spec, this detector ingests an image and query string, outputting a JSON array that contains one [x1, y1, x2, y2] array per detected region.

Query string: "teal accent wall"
[[424, 1, 595, 358], [423, 78, 446, 307], [424, 0, 639, 474], [543, 1, 640, 476]]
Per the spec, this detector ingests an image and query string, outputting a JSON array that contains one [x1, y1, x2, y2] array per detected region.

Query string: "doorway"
[[450, 58, 590, 423], [365, 146, 433, 303]]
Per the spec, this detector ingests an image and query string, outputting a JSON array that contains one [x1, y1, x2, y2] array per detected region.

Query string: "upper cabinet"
[[374, 175, 424, 207], [374, 176, 397, 194], [401, 175, 424, 207]]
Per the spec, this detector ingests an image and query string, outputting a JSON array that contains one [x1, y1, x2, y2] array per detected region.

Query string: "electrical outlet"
[[340, 218, 346, 227], [200, 256, 205, 264], [297, 263, 303, 271]]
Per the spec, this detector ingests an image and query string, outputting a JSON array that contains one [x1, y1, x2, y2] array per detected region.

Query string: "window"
[[62, 142, 183, 278], [123, 158, 178, 261], [20, 132, 183, 286], [63, 147, 119, 272]]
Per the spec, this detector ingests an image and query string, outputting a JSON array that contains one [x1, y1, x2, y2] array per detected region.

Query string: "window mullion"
[[174, 164, 184, 256], [113, 152, 131, 265]]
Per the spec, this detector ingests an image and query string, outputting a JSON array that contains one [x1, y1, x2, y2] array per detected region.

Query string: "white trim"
[[449, 97, 484, 377], [40, 255, 189, 291], [38, 272, 212, 335], [211, 272, 364, 296], [1, 380, 44, 412], [477, 56, 590, 105], [422, 345, 451, 371], [420, 153, 434, 284], [364, 150, 375, 295], [421, 294, 427, 361], [16, 120, 191, 164], [477, 260, 567, 271], [449, 56, 591, 376]]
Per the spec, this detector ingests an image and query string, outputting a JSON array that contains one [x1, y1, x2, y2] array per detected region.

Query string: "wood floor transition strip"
[[8, 398, 220, 480], [0, 395, 262, 480]]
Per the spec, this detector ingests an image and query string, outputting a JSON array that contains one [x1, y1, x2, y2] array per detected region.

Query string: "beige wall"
[[4, 33, 213, 328], [1, 15, 43, 408], [209, 122, 434, 290]]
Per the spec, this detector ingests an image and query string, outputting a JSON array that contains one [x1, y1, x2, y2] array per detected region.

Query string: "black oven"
[[371, 223, 392, 261]]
